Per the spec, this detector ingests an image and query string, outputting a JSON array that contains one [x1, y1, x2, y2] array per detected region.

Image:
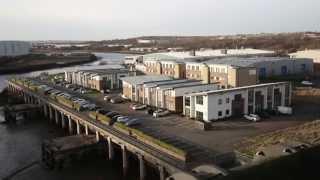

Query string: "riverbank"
[[0, 54, 98, 75]]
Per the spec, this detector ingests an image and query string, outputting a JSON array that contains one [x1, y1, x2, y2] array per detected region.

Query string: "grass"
[[236, 120, 320, 157]]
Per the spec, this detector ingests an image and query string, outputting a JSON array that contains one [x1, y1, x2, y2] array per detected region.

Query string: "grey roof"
[[143, 79, 201, 88], [121, 75, 172, 85], [185, 82, 289, 96], [82, 68, 130, 74], [158, 82, 217, 91], [203, 57, 311, 67]]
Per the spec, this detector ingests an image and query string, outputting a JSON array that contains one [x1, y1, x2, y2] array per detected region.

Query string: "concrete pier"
[[68, 116, 73, 134], [96, 131, 100, 142], [158, 165, 165, 180], [61, 112, 66, 128], [49, 106, 53, 122], [85, 124, 89, 135], [76, 120, 81, 135], [108, 137, 114, 160], [55, 109, 59, 125], [138, 154, 146, 180], [121, 145, 128, 176]]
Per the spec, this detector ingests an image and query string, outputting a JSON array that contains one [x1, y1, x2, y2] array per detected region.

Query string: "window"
[[226, 98, 230, 103], [218, 99, 222, 105], [196, 96, 203, 105], [196, 66, 199, 70], [226, 110, 230, 115], [185, 97, 190, 106], [196, 111, 203, 121], [192, 66, 195, 70], [301, 64, 306, 72], [218, 111, 222, 116]]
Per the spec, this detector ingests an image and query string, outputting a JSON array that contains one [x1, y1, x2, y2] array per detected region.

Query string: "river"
[[0, 53, 144, 180]]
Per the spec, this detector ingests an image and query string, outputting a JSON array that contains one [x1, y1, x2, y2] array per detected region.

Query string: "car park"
[[244, 114, 261, 122]]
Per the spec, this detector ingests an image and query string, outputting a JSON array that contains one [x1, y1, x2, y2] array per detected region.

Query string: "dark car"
[[106, 111, 120, 118], [257, 111, 270, 119]]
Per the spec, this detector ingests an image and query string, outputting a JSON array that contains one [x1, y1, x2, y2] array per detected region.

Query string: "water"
[[0, 52, 131, 92], [0, 52, 143, 180]]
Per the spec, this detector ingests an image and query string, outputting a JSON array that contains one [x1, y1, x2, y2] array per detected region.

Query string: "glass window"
[[226, 98, 230, 103], [196, 111, 203, 121], [196, 96, 203, 105], [185, 97, 190, 106], [218, 111, 222, 116], [226, 110, 230, 115], [218, 99, 222, 105]]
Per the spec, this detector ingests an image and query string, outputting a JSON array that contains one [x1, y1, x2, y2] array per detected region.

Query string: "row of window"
[[209, 67, 226, 73], [187, 73, 201, 78], [187, 65, 200, 71]]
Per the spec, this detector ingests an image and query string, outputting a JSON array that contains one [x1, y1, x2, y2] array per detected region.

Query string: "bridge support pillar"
[[108, 137, 114, 160], [55, 109, 59, 125], [43, 105, 48, 117], [85, 124, 89, 135], [68, 116, 73, 134], [158, 165, 165, 180], [121, 145, 128, 176], [95, 131, 100, 142], [138, 154, 146, 180], [49, 106, 53, 122], [76, 120, 81, 135], [61, 112, 65, 128]]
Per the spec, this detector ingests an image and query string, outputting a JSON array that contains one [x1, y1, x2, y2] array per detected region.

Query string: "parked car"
[[106, 111, 120, 118], [145, 107, 155, 115], [96, 109, 110, 114], [257, 111, 270, 119], [125, 118, 142, 126], [244, 114, 261, 122], [132, 104, 147, 110], [153, 109, 170, 118], [110, 97, 124, 104], [104, 95, 112, 101], [301, 80, 314, 86], [277, 106, 293, 115], [117, 116, 130, 123]]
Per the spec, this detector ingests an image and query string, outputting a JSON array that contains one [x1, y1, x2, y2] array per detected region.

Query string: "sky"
[[0, 0, 320, 41]]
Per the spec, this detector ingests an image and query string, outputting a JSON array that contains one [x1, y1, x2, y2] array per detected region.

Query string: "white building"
[[0, 41, 31, 57], [184, 82, 291, 122]]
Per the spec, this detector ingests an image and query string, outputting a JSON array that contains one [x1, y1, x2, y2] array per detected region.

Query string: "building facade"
[[0, 41, 31, 57], [65, 69, 135, 92], [121, 76, 218, 112], [184, 82, 291, 122], [144, 60, 186, 79], [185, 62, 258, 88]]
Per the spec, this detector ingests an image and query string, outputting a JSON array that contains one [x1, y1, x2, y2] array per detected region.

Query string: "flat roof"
[[143, 79, 201, 88], [202, 57, 312, 67], [121, 75, 172, 85], [158, 82, 217, 91], [185, 82, 289, 96]]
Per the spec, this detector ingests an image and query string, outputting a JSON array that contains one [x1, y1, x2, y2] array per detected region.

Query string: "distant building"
[[184, 82, 291, 121], [0, 41, 31, 57], [144, 59, 186, 79], [65, 68, 135, 92], [290, 50, 320, 76]]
